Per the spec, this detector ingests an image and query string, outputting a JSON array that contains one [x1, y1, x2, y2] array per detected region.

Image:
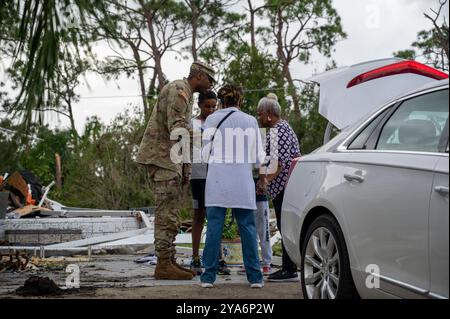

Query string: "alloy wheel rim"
[[304, 227, 340, 299]]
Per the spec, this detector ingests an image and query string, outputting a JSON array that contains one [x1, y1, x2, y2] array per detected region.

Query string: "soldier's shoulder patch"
[[177, 86, 189, 103]]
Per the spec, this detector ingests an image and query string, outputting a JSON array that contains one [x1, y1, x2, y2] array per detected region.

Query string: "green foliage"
[[183, 0, 245, 59], [260, 0, 347, 63], [272, 240, 282, 257], [20, 128, 73, 186], [0, 1, 19, 58], [0, 119, 73, 186], [392, 1, 449, 72], [395, 27, 449, 72], [255, 0, 346, 116], [412, 26, 449, 72], [0, 0, 348, 212], [2, 0, 347, 134], [59, 107, 152, 209], [0, 119, 22, 172], [0, 107, 153, 210], [222, 209, 239, 240], [222, 44, 286, 115], [9, 0, 101, 133], [179, 207, 192, 223], [285, 84, 331, 155], [393, 50, 417, 60]]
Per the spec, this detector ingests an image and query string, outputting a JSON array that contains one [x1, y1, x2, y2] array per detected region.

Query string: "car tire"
[[301, 214, 359, 299]]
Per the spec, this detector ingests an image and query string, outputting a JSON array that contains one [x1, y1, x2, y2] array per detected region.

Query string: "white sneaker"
[[250, 282, 264, 289], [201, 282, 214, 288]]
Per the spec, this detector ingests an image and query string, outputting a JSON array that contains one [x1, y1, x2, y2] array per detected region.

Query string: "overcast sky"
[[3, 0, 449, 133]]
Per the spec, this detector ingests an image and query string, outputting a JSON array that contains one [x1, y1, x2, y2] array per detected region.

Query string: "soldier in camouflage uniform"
[[136, 61, 215, 280]]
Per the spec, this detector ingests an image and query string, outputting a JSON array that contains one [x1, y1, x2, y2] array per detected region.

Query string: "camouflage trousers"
[[147, 165, 183, 260]]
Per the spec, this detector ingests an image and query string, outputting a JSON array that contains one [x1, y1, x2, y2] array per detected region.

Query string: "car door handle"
[[344, 174, 365, 183], [434, 186, 449, 195]]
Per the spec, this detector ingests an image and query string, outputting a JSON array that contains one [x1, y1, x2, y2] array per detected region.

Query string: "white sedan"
[[281, 59, 449, 299]]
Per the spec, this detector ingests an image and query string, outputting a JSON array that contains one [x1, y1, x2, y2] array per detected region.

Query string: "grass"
[[177, 243, 205, 249], [272, 240, 282, 257]]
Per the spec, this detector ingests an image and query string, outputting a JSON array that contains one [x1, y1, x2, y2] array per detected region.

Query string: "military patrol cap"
[[191, 61, 216, 83]]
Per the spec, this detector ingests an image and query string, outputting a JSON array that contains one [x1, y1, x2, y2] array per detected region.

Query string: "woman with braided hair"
[[200, 84, 266, 289]]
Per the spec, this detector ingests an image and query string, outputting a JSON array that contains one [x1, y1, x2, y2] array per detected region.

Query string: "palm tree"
[[1, 1, 104, 136]]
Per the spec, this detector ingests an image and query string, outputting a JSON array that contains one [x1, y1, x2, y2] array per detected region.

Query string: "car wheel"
[[301, 214, 358, 299]]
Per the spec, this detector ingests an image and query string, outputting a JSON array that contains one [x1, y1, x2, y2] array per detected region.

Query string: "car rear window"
[[376, 89, 449, 153]]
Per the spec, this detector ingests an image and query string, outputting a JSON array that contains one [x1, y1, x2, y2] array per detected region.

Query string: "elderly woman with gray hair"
[[257, 94, 302, 282]]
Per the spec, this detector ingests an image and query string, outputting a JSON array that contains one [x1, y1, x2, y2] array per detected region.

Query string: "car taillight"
[[347, 60, 449, 88], [287, 157, 301, 181]]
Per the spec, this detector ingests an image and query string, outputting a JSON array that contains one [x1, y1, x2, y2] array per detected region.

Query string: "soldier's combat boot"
[[154, 258, 194, 280], [172, 257, 197, 276]]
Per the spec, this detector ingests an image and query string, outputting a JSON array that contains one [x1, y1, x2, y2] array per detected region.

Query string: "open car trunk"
[[308, 58, 449, 132]]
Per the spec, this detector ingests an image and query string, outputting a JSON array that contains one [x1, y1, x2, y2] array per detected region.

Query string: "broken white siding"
[[1, 217, 146, 241]]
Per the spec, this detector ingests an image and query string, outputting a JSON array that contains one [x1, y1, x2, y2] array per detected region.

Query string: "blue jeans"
[[255, 201, 272, 267], [201, 207, 263, 284]]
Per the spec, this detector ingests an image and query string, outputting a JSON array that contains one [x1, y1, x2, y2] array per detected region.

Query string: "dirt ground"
[[45, 282, 303, 299], [0, 254, 303, 299]]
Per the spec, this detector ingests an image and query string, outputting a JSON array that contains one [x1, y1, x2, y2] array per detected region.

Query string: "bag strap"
[[210, 111, 236, 146], [206, 110, 236, 173]]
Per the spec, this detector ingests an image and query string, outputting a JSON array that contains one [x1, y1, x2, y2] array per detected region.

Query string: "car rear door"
[[429, 130, 449, 299], [338, 88, 448, 298]]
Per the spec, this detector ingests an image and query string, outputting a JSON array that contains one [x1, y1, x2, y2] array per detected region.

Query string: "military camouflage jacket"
[[136, 79, 193, 176]]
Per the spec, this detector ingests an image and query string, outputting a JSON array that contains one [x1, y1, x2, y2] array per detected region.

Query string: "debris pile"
[[30, 255, 90, 270], [15, 276, 63, 296], [0, 252, 30, 272], [0, 170, 55, 219], [0, 251, 91, 273]]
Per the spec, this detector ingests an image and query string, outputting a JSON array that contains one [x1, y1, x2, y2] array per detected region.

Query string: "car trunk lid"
[[308, 58, 448, 130]]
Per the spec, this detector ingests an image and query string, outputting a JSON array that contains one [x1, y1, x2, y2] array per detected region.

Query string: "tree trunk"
[[130, 43, 149, 118], [55, 153, 62, 191], [148, 22, 164, 90], [140, 2, 165, 90], [248, 0, 256, 51], [147, 71, 158, 117], [191, 2, 199, 61], [66, 99, 79, 147], [275, 8, 301, 118], [285, 67, 301, 118]]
